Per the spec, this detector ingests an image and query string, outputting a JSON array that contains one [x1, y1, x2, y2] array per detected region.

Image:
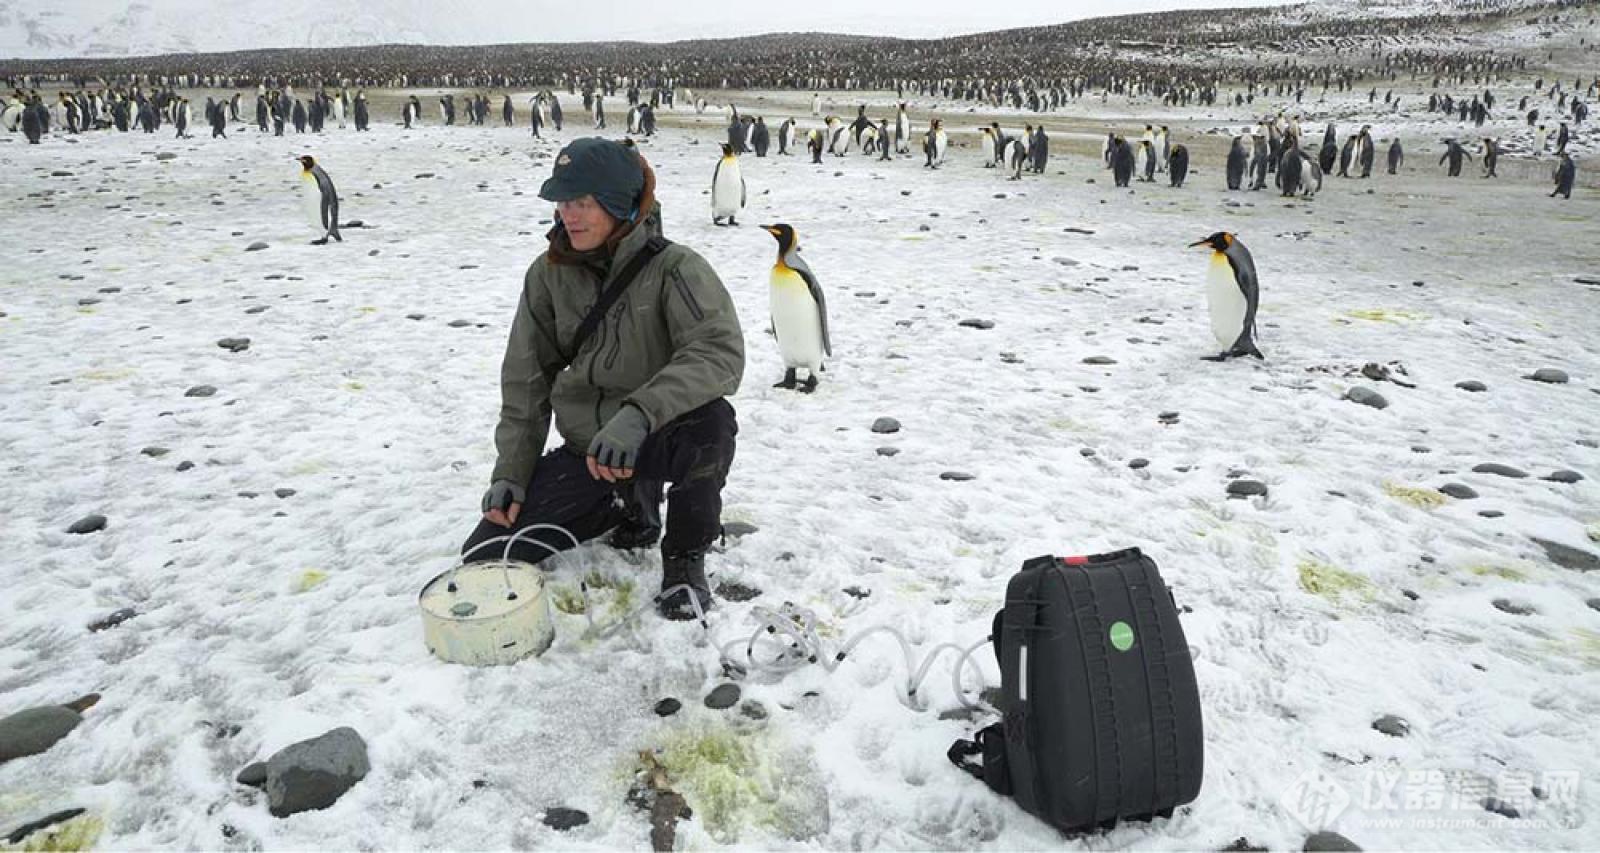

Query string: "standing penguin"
[[1006, 135, 1028, 180], [550, 96, 563, 131], [1318, 136, 1339, 174], [20, 97, 43, 143], [979, 127, 997, 168], [1387, 138, 1404, 174], [808, 128, 825, 164], [1156, 126, 1170, 172], [1188, 232, 1263, 361], [1533, 124, 1549, 156], [778, 118, 795, 155], [1030, 126, 1049, 174], [296, 155, 341, 245], [1226, 136, 1248, 190], [1112, 137, 1135, 187], [923, 119, 947, 168], [1551, 152, 1575, 199], [1169, 144, 1189, 187], [1481, 138, 1500, 177], [1139, 139, 1157, 182], [752, 117, 771, 157], [761, 224, 831, 393], [1440, 139, 1472, 177], [1249, 135, 1270, 190], [1356, 126, 1375, 178], [1337, 135, 1355, 177], [1278, 146, 1303, 197], [353, 91, 369, 131], [710, 143, 745, 226], [173, 97, 190, 138], [208, 97, 226, 138], [895, 103, 911, 154]]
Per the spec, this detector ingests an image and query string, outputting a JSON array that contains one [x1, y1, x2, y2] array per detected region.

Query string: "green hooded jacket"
[[490, 204, 745, 488]]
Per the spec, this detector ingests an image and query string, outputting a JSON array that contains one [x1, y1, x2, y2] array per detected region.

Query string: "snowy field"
[[2, 101, 1599, 850]]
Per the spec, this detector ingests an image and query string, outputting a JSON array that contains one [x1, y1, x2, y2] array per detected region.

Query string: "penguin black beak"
[[1187, 239, 1210, 248]]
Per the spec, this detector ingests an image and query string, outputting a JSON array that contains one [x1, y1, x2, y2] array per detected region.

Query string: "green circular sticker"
[[1109, 621, 1135, 652]]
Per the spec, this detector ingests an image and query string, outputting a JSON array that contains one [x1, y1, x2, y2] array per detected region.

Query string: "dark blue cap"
[[539, 137, 644, 221]]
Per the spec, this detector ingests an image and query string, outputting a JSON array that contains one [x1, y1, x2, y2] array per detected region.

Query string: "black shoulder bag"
[[546, 235, 670, 380]]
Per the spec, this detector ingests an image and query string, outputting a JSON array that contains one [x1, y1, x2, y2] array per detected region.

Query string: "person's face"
[[556, 195, 619, 252]]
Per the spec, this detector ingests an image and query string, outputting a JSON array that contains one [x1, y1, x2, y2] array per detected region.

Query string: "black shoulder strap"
[[551, 235, 669, 376]]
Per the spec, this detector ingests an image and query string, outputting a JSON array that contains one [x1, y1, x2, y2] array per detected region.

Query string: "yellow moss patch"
[[358, 306, 378, 314], [1, 813, 104, 852], [1587, 522, 1600, 544], [288, 459, 327, 476], [650, 726, 773, 842], [79, 368, 134, 382], [344, 381, 364, 391], [1383, 482, 1447, 509], [1345, 309, 1425, 323], [1543, 629, 1600, 670], [550, 584, 586, 615], [293, 569, 329, 592], [1297, 559, 1375, 603], [1468, 564, 1529, 582]]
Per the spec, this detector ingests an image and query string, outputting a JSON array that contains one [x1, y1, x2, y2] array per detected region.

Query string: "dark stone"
[[958, 318, 995, 330], [1472, 463, 1527, 479], [1371, 714, 1409, 737], [447, 319, 473, 328], [714, 581, 761, 602], [1482, 797, 1520, 819], [1158, 411, 1180, 424], [0, 704, 86, 764], [236, 761, 268, 788], [185, 385, 217, 398], [1129, 458, 1150, 469], [155, 152, 177, 161], [704, 683, 741, 710], [1455, 380, 1487, 392], [1478, 510, 1504, 518], [176, 461, 195, 472], [1438, 483, 1478, 500], [1529, 538, 1599, 572], [870, 417, 901, 434], [245, 241, 268, 251], [67, 514, 107, 534], [1082, 356, 1117, 365], [739, 700, 768, 721], [1226, 480, 1268, 498], [141, 446, 169, 458], [843, 586, 871, 599], [1303, 831, 1363, 851], [1492, 598, 1535, 615], [245, 305, 269, 314], [265, 727, 371, 817], [406, 313, 425, 320], [1542, 470, 1583, 483], [88, 608, 137, 632], [1588, 598, 1600, 613], [939, 471, 975, 481], [542, 807, 590, 831], [722, 521, 758, 538], [1402, 589, 1420, 601], [875, 447, 900, 457], [217, 337, 251, 352], [1344, 387, 1388, 410], [5, 809, 88, 845], [274, 488, 296, 499], [653, 698, 681, 717], [78, 297, 101, 306], [1526, 368, 1569, 384], [1222, 839, 1270, 852]]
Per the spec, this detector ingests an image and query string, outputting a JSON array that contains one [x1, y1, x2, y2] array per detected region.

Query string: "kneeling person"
[[463, 137, 745, 620]]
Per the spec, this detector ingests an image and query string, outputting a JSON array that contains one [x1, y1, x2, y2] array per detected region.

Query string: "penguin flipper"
[[793, 262, 831, 357]]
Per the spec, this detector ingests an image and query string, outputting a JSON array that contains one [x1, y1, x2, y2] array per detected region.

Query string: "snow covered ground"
[[2, 99, 1598, 850]]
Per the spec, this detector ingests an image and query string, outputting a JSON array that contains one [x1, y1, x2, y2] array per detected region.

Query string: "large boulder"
[[0, 695, 98, 765], [265, 727, 371, 817]]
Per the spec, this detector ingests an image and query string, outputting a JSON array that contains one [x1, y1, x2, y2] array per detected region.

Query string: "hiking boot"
[[658, 550, 713, 621]]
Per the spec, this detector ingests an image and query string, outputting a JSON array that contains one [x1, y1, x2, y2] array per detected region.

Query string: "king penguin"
[[761, 223, 831, 393], [710, 143, 745, 226], [296, 155, 341, 244], [1188, 232, 1263, 361], [979, 126, 996, 167]]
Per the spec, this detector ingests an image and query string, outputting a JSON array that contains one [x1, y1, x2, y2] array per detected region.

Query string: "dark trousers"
[[462, 399, 737, 565]]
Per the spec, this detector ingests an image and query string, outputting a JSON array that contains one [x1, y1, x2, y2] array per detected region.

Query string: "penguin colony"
[[2, 4, 1591, 368]]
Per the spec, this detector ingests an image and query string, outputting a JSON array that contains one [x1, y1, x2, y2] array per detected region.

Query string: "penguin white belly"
[[711, 161, 742, 217], [770, 271, 825, 371], [980, 136, 994, 162], [934, 131, 948, 163], [300, 174, 325, 231], [1206, 255, 1248, 350]]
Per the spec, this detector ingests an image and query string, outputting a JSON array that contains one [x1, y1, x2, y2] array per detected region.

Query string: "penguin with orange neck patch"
[[296, 155, 341, 244], [1188, 232, 1262, 361], [761, 223, 830, 392]]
